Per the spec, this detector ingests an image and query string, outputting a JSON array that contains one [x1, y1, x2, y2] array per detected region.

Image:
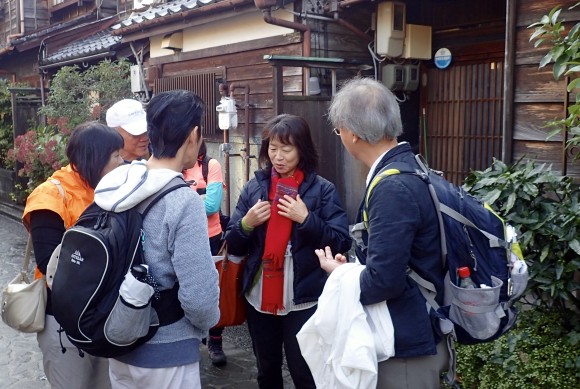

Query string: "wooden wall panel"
[[155, 39, 304, 142], [417, 0, 504, 29], [512, 1, 580, 178], [514, 65, 567, 103], [513, 103, 565, 141], [515, 25, 550, 66], [516, 0, 580, 27], [512, 139, 580, 176], [517, 21, 580, 66]]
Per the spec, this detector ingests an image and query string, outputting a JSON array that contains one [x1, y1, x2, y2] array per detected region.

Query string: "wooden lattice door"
[[422, 61, 504, 185]]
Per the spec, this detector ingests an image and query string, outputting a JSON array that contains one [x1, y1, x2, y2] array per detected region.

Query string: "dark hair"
[[66, 122, 124, 189], [146, 90, 205, 158], [197, 139, 207, 159], [258, 114, 318, 173]]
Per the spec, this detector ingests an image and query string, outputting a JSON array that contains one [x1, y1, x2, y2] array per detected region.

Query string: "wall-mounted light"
[[308, 76, 320, 95]]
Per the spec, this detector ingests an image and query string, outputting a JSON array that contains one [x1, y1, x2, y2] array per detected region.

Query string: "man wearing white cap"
[[106, 99, 150, 162]]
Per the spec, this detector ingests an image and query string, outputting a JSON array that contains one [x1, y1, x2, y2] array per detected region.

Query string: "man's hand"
[[277, 194, 309, 224], [315, 246, 347, 274]]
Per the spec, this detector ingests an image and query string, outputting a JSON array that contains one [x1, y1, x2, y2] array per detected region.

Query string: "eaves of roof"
[[11, 11, 100, 53], [39, 30, 122, 67], [39, 16, 119, 57], [112, 0, 255, 36]]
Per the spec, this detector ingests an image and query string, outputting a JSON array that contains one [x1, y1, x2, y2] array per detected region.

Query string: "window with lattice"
[[153, 69, 224, 140]]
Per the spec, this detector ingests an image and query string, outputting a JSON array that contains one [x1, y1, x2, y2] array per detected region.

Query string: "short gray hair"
[[328, 77, 403, 143]]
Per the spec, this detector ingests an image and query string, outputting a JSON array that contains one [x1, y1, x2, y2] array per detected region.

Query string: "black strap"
[[201, 156, 212, 184], [152, 282, 185, 326], [138, 177, 190, 217]]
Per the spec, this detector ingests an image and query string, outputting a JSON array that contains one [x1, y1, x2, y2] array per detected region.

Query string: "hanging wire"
[[368, 41, 389, 80]]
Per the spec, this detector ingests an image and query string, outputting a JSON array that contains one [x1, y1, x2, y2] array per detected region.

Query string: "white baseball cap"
[[106, 99, 147, 136]]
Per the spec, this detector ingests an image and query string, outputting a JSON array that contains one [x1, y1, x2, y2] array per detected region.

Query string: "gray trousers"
[[377, 339, 450, 389], [37, 315, 111, 389]]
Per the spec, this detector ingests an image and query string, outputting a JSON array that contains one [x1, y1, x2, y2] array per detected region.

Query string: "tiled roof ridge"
[[111, 0, 254, 35]]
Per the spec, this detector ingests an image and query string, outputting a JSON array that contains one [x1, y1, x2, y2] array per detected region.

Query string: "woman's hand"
[[278, 194, 309, 224], [315, 246, 347, 274], [243, 199, 271, 228]]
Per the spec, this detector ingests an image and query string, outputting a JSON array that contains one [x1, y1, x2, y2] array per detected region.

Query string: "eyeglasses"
[[332, 128, 341, 136]]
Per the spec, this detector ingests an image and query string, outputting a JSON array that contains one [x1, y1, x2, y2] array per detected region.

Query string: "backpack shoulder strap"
[[363, 161, 424, 229], [413, 155, 448, 268], [201, 156, 212, 184], [138, 176, 190, 217]]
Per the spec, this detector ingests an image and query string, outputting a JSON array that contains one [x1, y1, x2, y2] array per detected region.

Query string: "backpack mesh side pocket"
[[104, 272, 159, 345], [448, 276, 504, 340]]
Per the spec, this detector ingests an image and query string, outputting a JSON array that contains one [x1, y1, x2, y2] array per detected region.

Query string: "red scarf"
[[261, 168, 305, 314]]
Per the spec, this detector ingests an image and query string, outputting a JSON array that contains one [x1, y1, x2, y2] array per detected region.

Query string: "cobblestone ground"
[[0, 215, 49, 388], [0, 211, 293, 388]]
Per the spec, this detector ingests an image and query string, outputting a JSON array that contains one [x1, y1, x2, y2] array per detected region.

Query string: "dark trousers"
[[209, 233, 223, 256], [246, 302, 316, 389], [209, 233, 224, 337]]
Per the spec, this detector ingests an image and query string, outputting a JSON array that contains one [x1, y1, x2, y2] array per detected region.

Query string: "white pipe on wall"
[[19, 0, 25, 34]]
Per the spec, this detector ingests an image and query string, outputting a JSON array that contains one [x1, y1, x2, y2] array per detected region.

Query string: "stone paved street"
[[0, 204, 293, 388]]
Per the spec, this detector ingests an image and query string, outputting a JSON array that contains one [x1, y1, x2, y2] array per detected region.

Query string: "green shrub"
[[454, 158, 580, 388], [0, 124, 12, 169], [454, 308, 579, 389], [6, 125, 67, 202], [40, 59, 132, 131], [464, 158, 580, 313], [0, 79, 14, 168], [8, 59, 132, 202]]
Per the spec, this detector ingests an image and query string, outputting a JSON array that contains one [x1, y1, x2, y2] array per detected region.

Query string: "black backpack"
[[50, 177, 189, 358]]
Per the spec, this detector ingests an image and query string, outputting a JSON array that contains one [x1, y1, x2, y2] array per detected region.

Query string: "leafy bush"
[[439, 158, 580, 388], [8, 59, 132, 202], [464, 158, 580, 313], [0, 79, 14, 168], [6, 126, 67, 202], [0, 124, 11, 169], [453, 308, 579, 389], [40, 59, 131, 130]]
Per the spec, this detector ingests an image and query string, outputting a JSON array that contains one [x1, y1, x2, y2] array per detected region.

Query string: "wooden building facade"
[[0, 0, 578, 219], [115, 0, 580, 219]]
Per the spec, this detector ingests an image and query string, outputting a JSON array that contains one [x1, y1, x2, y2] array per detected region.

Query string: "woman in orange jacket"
[[22, 122, 124, 389]]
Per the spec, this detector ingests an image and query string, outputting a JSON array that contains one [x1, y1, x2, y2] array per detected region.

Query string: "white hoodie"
[[94, 160, 182, 212]]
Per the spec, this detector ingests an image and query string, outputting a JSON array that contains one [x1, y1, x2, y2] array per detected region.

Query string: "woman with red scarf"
[[225, 114, 351, 388]]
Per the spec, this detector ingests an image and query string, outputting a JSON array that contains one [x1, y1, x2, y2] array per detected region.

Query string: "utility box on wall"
[[130, 65, 144, 93], [375, 1, 406, 57], [403, 24, 432, 60], [382, 64, 405, 91]]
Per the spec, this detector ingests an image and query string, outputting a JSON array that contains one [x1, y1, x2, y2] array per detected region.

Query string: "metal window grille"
[[153, 72, 219, 137]]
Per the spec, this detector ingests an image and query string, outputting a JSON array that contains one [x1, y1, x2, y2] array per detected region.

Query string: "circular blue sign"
[[434, 48, 452, 69]]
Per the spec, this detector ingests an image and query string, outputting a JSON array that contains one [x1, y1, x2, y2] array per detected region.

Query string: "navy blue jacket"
[[355, 143, 445, 358], [226, 168, 352, 304]]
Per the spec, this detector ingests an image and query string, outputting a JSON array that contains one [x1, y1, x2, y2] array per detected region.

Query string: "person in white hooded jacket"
[[93, 90, 220, 389]]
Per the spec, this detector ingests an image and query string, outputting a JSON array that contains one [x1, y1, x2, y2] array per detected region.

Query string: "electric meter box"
[[130, 65, 144, 93], [404, 64, 420, 91], [403, 24, 432, 60], [375, 1, 406, 57], [382, 64, 405, 91]]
